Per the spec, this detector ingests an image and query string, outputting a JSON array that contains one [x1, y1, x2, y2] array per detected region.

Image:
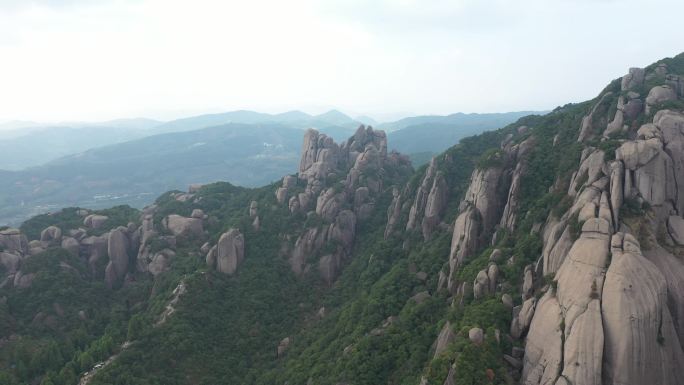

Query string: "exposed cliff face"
[[521, 63, 684, 385]]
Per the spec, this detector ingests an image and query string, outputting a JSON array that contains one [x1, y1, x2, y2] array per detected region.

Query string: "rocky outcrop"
[[207, 229, 245, 275], [521, 291, 563, 384], [645, 85, 677, 114], [40, 226, 62, 247], [434, 321, 456, 358], [84, 214, 108, 229], [447, 160, 511, 292], [422, 172, 448, 240], [602, 233, 684, 384], [405, 158, 449, 240], [621, 67, 645, 91], [105, 227, 130, 288], [162, 214, 204, 238], [384, 187, 402, 239], [277, 125, 407, 283], [0, 228, 28, 255], [148, 249, 175, 277]]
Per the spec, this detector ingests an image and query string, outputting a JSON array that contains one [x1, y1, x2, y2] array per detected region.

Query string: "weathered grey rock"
[[410, 291, 430, 304], [328, 210, 356, 253], [443, 366, 456, 385], [602, 232, 684, 384], [318, 254, 339, 285], [13, 271, 35, 289], [654, 109, 684, 213], [299, 129, 341, 181], [667, 216, 684, 245], [560, 299, 603, 385], [0, 228, 28, 255], [487, 263, 499, 294], [422, 172, 448, 240], [568, 150, 605, 196], [277, 337, 291, 357], [504, 354, 523, 370], [191, 209, 205, 219], [434, 321, 456, 358], [316, 188, 341, 222], [621, 67, 645, 91], [288, 196, 300, 213], [502, 293, 514, 309], [604, 96, 626, 138], [215, 229, 245, 275], [61, 237, 80, 256], [163, 214, 203, 238], [624, 98, 644, 120], [249, 200, 258, 218], [290, 227, 327, 275], [105, 227, 130, 287], [578, 92, 613, 142], [645, 85, 677, 114], [489, 248, 503, 262], [521, 292, 563, 384], [511, 297, 537, 340], [609, 161, 624, 228], [40, 226, 62, 246], [468, 327, 484, 345], [406, 159, 437, 232], [473, 270, 490, 299], [447, 206, 480, 292], [81, 235, 107, 273], [283, 175, 297, 189], [83, 214, 108, 229], [384, 188, 402, 239], [522, 265, 534, 300], [275, 187, 288, 204], [148, 249, 175, 276], [0, 252, 20, 274]]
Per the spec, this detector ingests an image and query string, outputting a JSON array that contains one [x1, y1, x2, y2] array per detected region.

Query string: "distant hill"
[[0, 123, 303, 225], [386, 111, 543, 159]]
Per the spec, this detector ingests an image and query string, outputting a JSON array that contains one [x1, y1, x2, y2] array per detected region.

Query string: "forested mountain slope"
[[1, 53, 684, 385]]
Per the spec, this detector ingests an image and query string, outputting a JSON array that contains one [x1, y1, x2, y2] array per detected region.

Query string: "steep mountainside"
[[1, 53, 683, 385]]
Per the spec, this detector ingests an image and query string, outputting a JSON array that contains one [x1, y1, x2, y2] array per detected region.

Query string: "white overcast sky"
[[0, 0, 682, 122]]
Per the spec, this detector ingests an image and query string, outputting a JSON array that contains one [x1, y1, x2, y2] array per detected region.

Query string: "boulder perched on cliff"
[[84, 214, 108, 229], [212, 229, 245, 275]]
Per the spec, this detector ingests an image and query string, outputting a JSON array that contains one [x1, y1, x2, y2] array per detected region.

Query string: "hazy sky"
[[0, 0, 682, 122]]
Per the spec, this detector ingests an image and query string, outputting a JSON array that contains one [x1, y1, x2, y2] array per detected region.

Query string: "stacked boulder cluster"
[[274, 125, 411, 284], [0, 192, 242, 291], [396, 63, 684, 384]]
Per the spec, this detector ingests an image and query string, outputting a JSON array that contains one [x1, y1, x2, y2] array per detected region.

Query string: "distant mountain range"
[[0, 109, 543, 224]]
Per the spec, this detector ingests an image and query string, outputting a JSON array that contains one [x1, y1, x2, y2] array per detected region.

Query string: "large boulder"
[[40, 226, 62, 247], [0, 228, 28, 255], [215, 229, 245, 275], [163, 214, 203, 238], [83, 214, 108, 229], [105, 227, 130, 287], [668, 216, 684, 245], [0, 252, 20, 274], [645, 85, 677, 114]]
